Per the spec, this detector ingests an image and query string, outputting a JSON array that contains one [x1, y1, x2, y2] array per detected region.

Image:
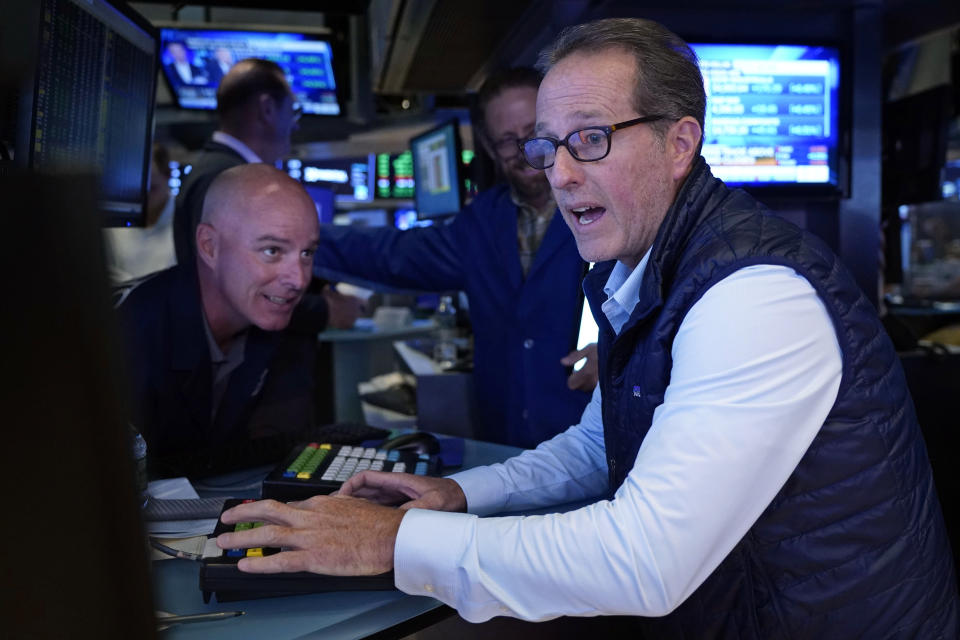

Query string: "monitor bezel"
[[687, 38, 849, 199], [154, 21, 343, 117], [409, 118, 466, 220]]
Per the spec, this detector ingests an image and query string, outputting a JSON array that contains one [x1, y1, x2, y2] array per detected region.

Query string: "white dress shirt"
[[394, 256, 843, 622], [211, 131, 262, 164]]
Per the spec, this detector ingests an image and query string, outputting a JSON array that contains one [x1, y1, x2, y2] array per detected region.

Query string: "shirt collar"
[[601, 248, 653, 333], [212, 131, 263, 164]]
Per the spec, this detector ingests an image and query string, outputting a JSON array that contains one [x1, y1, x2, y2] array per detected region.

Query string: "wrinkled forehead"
[[536, 50, 637, 133]]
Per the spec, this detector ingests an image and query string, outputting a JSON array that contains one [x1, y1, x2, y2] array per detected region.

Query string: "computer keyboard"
[[261, 441, 440, 501], [200, 498, 396, 602]]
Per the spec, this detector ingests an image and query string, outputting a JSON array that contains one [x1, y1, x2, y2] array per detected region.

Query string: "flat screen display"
[[28, 0, 158, 226], [375, 151, 414, 199], [159, 26, 340, 115], [410, 120, 464, 219], [690, 43, 841, 189], [286, 156, 373, 204]]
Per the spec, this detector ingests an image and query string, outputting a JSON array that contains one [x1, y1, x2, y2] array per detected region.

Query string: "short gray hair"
[[536, 18, 705, 148]]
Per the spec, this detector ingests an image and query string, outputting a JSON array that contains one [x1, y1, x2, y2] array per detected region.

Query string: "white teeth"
[[267, 295, 288, 304], [580, 216, 596, 225], [572, 207, 590, 214]]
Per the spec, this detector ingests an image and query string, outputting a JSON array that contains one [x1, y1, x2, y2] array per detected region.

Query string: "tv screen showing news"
[[690, 43, 841, 189], [159, 26, 341, 115], [410, 120, 464, 219]]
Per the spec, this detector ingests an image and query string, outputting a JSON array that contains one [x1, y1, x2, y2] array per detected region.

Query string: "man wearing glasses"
[[217, 18, 957, 638], [313, 67, 596, 449]]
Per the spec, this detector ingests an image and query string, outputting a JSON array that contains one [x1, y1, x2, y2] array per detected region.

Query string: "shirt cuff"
[[447, 465, 507, 516], [394, 508, 477, 602]]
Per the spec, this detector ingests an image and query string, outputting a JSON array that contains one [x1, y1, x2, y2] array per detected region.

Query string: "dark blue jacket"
[[314, 185, 590, 447], [584, 158, 959, 638], [115, 265, 315, 477]]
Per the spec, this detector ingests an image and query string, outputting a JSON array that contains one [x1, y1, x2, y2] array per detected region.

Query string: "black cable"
[[149, 537, 204, 562]]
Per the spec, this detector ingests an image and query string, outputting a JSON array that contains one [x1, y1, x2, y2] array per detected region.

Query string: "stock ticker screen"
[[691, 43, 841, 188]]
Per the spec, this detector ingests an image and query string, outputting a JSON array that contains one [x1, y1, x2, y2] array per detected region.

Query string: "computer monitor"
[[410, 120, 465, 219], [158, 25, 341, 116], [10, 0, 159, 227], [286, 155, 374, 205], [3, 170, 155, 636], [375, 151, 415, 199], [690, 43, 842, 193]]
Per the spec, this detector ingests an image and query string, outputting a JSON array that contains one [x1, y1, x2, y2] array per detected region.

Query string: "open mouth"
[[264, 294, 297, 306], [571, 205, 606, 226]]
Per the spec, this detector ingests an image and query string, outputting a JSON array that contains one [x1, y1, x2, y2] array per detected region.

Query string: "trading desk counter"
[[152, 438, 522, 639]]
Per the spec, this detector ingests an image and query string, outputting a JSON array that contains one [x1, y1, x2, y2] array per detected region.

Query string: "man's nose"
[[281, 259, 308, 291], [546, 146, 583, 190]]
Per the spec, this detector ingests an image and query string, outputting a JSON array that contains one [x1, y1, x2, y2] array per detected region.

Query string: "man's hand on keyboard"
[[216, 496, 403, 576], [337, 471, 467, 513]]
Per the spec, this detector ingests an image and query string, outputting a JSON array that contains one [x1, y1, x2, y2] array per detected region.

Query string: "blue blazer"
[[314, 185, 590, 447]]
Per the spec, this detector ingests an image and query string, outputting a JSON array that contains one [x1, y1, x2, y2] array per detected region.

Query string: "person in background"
[[313, 67, 596, 448], [173, 57, 364, 331], [103, 143, 176, 282], [163, 41, 207, 87], [217, 18, 958, 638], [117, 164, 322, 478], [205, 46, 236, 88]]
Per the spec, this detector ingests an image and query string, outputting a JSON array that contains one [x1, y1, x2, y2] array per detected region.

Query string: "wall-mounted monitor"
[[158, 25, 341, 115], [285, 156, 373, 205], [12, 0, 159, 227], [410, 119, 465, 219], [690, 43, 841, 192], [375, 151, 414, 199]]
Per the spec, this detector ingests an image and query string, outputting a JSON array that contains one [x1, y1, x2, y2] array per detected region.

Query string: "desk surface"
[[153, 438, 522, 639]]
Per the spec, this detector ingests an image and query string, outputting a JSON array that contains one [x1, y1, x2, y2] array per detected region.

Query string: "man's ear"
[[195, 222, 218, 269], [256, 92, 277, 126], [668, 116, 702, 180]]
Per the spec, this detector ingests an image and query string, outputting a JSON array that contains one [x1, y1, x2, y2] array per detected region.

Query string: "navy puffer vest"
[[583, 158, 959, 638]]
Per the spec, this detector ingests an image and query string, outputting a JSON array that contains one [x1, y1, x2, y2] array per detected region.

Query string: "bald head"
[[195, 163, 320, 343], [201, 163, 313, 228]]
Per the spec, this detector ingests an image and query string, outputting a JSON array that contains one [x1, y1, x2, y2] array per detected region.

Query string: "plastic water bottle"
[[432, 295, 458, 367], [130, 425, 149, 508]]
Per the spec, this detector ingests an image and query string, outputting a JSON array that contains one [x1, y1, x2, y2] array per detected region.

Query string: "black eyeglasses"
[[291, 102, 303, 122], [519, 115, 666, 170]]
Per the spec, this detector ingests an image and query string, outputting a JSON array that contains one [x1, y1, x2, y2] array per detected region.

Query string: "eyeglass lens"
[[522, 128, 610, 170]]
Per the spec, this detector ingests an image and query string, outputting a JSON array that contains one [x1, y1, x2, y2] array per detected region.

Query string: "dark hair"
[[474, 66, 542, 145], [536, 18, 705, 148], [215, 58, 290, 121]]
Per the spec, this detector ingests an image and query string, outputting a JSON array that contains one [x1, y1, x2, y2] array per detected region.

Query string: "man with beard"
[[313, 68, 595, 448]]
